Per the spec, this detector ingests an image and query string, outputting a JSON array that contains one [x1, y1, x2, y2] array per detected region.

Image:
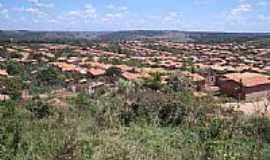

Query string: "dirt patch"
[[223, 99, 270, 115]]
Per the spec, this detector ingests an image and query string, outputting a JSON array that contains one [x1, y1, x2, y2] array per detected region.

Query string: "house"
[[180, 71, 206, 91], [80, 61, 111, 70], [0, 69, 8, 77], [121, 72, 141, 81], [199, 68, 218, 86], [217, 72, 270, 101], [51, 62, 78, 72], [0, 94, 10, 101], [66, 79, 106, 95], [115, 65, 134, 72], [88, 82, 105, 95], [88, 68, 106, 77]]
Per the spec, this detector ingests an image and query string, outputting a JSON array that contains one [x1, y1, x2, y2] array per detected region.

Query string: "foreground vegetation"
[[1, 41, 270, 160], [1, 80, 270, 160]]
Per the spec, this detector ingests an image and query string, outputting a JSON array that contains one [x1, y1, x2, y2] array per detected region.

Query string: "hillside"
[[1, 30, 270, 43], [0, 30, 108, 42], [1, 39, 270, 159]]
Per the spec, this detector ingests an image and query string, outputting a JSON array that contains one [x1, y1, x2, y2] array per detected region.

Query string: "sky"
[[0, 0, 270, 32]]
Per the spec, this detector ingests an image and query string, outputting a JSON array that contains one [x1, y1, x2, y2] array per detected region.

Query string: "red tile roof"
[[51, 62, 78, 72], [121, 72, 141, 81], [88, 68, 106, 77], [115, 65, 133, 72], [181, 71, 205, 82], [223, 72, 270, 87], [80, 61, 111, 70]]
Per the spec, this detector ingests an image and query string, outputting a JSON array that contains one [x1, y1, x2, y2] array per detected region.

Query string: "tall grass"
[[1, 86, 270, 160]]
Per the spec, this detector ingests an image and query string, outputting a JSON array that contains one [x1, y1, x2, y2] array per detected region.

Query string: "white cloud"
[[85, 4, 97, 18], [106, 4, 115, 9], [85, 4, 93, 9], [258, 15, 270, 21], [102, 5, 129, 23], [108, 13, 122, 18], [163, 12, 181, 22], [227, 0, 252, 25], [101, 17, 110, 22], [66, 4, 97, 19], [25, 7, 38, 13], [0, 4, 9, 19], [27, 0, 38, 3], [102, 12, 123, 22], [85, 8, 96, 15], [27, 0, 54, 8], [16, 6, 48, 17], [106, 4, 128, 11], [258, 1, 268, 6], [48, 18, 57, 23], [26, 7, 46, 15], [13, 1, 53, 19], [0, 8, 8, 18], [119, 6, 128, 11], [67, 10, 81, 17], [230, 3, 251, 16]]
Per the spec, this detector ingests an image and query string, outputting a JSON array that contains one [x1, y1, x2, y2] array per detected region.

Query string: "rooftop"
[[181, 71, 205, 82], [121, 72, 141, 81], [88, 68, 106, 77], [0, 69, 8, 77], [223, 72, 270, 87]]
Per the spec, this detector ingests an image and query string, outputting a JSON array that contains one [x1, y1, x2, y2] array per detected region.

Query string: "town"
[[1, 37, 270, 159], [1, 40, 270, 113], [2, 0, 270, 158]]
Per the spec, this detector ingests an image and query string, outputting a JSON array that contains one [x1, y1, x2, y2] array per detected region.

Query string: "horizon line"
[[1, 29, 270, 34]]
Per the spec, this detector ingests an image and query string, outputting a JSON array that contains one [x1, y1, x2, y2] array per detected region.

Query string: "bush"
[[143, 72, 163, 90], [6, 61, 26, 77], [36, 67, 65, 86], [158, 102, 186, 127], [106, 66, 122, 78], [25, 97, 51, 119], [208, 118, 223, 139], [69, 93, 95, 113], [244, 116, 270, 143], [0, 77, 24, 100]]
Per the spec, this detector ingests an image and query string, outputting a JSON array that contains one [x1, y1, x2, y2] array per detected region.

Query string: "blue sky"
[[0, 0, 269, 32]]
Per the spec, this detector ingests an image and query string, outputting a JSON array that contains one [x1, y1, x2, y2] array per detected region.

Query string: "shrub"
[[6, 61, 26, 77], [36, 67, 65, 86], [25, 97, 51, 119], [245, 116, 270, 143], [0, 77, 24, 100], [143, 72, 163, 90]]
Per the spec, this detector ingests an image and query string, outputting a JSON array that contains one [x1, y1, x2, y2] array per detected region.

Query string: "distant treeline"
[[0, 30, 270, 43]]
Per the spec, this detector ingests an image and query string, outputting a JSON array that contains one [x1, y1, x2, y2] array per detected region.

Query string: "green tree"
[[36, 67, 65, 86], [0, 77, 24, 100], [144, 72, 162, 90], [6, 60, 26, 78]]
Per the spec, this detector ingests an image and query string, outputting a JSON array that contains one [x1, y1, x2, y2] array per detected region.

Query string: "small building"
[[66, 79, 105, 95], [217, 72, 270, 101], [0, 94, 10, 101], [200, 68, 217, 86], [181, 71, 206, 91], [88, 68, 106, 77], [0, 69, 8, 77], [88, 82, 106, 95], [121, 72, 142, 81]]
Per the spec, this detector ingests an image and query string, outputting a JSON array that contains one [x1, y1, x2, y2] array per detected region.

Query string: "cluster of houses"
[[1, 41, 270, 102], [121, 41, 270, 101]]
